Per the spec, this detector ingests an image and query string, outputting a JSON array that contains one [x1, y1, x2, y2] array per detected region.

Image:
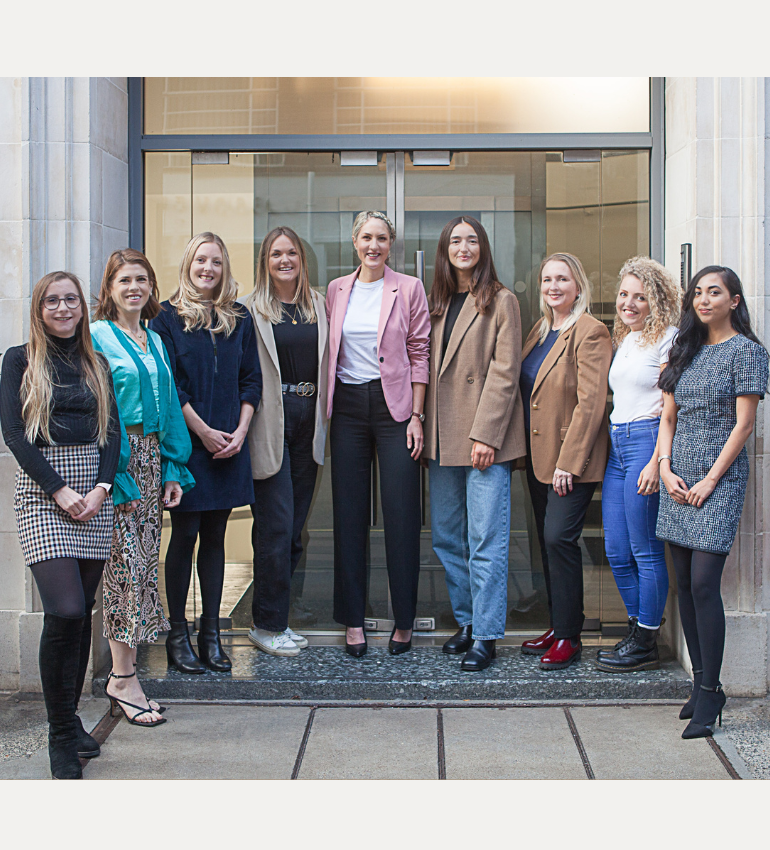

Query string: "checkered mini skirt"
[[13, 443, 114, 567]]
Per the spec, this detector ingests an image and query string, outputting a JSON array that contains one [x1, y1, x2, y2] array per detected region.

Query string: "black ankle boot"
[[594, 623, 659, 673], [460, 639, 496, 672], [72, 602, 100, 758], [39, 613, 85, 779], [682, 683, 726, 739], [597, 616, 638, 660], [679, 669, 704, 720], [166, 620, 207, 673], [442, 625, 473, 655], [197, 616, 232, 672]]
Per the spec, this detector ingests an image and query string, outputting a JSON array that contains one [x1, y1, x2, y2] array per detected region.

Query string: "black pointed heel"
[[679, 668, 703, 720], [681, 683, 726, 739], [388, 626, 412, 655], [345, 629, 367, 658], [105, 671, 166, 727]]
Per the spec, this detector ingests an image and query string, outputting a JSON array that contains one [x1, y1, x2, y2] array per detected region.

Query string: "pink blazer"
[[326, 265, 431, 422]]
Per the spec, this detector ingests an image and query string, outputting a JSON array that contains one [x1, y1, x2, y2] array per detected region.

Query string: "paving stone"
[[84, 705, 309, 780], [442, 707, 587, 780], [571, 706, 731, 780], [298, 708, 437, 779]]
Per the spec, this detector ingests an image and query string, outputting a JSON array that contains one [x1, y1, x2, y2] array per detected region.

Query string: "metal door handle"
[[415, 250, 425, 282]]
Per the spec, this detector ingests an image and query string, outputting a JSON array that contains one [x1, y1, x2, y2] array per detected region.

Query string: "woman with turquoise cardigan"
[[91, 248, 194, 727]]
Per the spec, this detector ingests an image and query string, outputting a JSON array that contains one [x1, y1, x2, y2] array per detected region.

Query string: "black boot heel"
[[682, 683, 726, 739], [197, 616, 232, 672], [166, 620, 207, 673], [679, 668, 703, 720]]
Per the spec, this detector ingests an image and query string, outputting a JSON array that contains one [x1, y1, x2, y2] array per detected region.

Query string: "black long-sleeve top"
[[0, 335, 121, 494]]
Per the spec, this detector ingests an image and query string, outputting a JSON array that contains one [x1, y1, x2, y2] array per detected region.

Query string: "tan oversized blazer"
[[246, 288, 329, 480], [423, 287, 526, 466], [521, 312, 612, 484]]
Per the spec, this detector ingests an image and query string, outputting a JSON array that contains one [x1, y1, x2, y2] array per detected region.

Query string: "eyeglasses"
[[42, 295, 82, 311]]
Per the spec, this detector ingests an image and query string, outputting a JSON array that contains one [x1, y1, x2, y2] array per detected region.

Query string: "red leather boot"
[[539, 637, 581, 670], [521, 628, 555, 656]]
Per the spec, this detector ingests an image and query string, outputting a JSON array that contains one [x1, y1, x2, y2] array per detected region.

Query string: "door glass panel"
[[144, 77, 650, 135]]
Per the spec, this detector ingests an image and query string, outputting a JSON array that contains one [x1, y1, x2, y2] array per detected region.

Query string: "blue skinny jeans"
[[602, 419, 668, 629]]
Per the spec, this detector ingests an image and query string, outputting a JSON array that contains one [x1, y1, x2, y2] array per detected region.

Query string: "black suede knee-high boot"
[[39, 613, 85, 779], [72, 602, 100, 758]]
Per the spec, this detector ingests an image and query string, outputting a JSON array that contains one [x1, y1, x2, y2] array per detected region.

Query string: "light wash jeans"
[[429, 456, 511, 640], [602, 419, 669, 629]]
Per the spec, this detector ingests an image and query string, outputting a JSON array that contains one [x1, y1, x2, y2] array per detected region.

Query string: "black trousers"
[[330, 379, 421, 630], [525, 452, 596, 639], [251, 393, 319, 632]]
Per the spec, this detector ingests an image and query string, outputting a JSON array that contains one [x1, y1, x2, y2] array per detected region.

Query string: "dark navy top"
[[520, 328, 560, 431], [150, 301, 262, 511]]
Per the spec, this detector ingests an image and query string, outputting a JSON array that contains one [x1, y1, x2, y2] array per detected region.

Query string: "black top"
[[0, 335, 121, 494], [519, 328, 560, 431], [272, 303, 319, 385], [441, 291, 470, 364]]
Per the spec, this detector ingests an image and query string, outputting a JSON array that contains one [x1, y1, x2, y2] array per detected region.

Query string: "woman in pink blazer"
[[326, 210, 430, 658]]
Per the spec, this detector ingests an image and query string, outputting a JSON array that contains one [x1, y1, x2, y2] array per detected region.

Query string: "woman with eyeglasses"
[[1, 272, 132, 778]]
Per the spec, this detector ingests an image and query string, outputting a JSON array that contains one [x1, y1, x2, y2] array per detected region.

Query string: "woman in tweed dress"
[[0, 272, 131, 779], [657, 266, 768, 739]]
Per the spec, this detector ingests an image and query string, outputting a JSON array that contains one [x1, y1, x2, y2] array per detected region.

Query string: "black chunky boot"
[[460, 639, 496, 672], [594, 624, 660, 673], [442, 625, 473, 655], [596, 616, 638, 660], [679, 668, 704, 720], [197, 616, 232, 672], [166, 620, 207, 673], [39, 613, 85, 779], [72, 602, 100, 758]]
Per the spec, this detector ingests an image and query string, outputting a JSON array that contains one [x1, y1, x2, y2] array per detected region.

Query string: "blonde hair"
[[613, 256, 682, 349], [352, 210, 396, 243], [22, 272, 113, 446], [536, 253, 592, 343], [170, 233, 241, 336], [247, 227, 317, 325]]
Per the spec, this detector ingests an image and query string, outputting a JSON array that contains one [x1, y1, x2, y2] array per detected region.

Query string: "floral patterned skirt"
[[103, 433, 170, 647]]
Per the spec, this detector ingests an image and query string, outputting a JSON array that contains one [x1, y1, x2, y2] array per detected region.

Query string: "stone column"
[[664, 77, 769, 696], [0, 77, 129, 692]]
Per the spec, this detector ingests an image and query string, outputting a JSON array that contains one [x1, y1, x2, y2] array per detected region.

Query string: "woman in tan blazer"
[[424, 216, 525, 671], [518, 252, 612, 671], [245, 226, 329, 657]]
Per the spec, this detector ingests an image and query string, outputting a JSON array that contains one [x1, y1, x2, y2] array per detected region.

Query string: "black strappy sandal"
[[105, 671, 167, 727], [133, 664, 165, 714]]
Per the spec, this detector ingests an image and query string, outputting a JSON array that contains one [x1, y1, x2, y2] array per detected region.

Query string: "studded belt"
[[281, 382, 316, 397]]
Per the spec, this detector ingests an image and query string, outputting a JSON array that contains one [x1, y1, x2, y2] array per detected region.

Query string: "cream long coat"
[[423, 287, 526, 466], [246, 288, 329, 480]]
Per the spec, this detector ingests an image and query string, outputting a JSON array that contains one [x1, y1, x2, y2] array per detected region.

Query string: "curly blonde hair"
[[613, 256, 681, 349]]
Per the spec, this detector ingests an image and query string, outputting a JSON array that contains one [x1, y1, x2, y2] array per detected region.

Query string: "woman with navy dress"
[[657, 265, 768, 739], [151, 232, 261, 673]]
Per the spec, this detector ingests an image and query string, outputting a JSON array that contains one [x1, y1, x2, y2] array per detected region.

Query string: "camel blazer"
[[424, 287, 526, 466], [246, 288, 329, 480], [326, 265, 430, 423], [521, 312, 612, 484]]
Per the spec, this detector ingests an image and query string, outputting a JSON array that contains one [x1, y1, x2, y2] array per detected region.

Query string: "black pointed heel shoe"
[[388, 627, 412, 655], [682, 683, 726, 739], [460, 639, 497, 672], [345, 630, 367, 658], [679, 668, 704, 720], [442, 625, 473, 655]]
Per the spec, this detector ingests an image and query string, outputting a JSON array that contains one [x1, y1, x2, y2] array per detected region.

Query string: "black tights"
[[669, 543, 728, 689], [163, 509, 231, 622], [29, 558, 105, 618]]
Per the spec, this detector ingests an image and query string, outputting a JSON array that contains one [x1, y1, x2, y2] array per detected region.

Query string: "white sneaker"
[[285, 627, 308, 649], [248, 626, 300, 656]]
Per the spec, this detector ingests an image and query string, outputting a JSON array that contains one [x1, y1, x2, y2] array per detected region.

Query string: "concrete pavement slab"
[[442, 708, 588, 780], [571, 706, 731, 779], [85, 705, 310, 780], [298, 708, 437, 779]]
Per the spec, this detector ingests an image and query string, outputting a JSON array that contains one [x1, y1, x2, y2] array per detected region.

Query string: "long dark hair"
[[429, 216, 501, 316], [659, 265, 764, 393]]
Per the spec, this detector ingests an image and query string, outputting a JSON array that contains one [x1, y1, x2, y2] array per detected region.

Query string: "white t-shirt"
[[609, 325, 678, 424], [336, 277, 384, 384]]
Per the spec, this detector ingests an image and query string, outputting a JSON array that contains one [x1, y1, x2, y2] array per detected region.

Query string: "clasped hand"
[[661, 470, 715, 508], [203, 426, 246, 459], [53, 485, 107, 521]]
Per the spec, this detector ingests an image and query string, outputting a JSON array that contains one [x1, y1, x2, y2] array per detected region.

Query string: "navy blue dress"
[[151, 301, 262, 512]]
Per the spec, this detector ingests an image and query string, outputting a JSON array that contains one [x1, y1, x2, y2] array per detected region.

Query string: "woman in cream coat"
[[424, 216, 525, 672], [246, 227, 329, 656]]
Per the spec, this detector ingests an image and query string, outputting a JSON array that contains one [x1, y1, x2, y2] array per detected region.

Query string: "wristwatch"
[[411, 411, 425, 423]]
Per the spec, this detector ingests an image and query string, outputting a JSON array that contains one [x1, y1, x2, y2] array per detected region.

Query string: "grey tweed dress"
[[656, 334, 769, 554]]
